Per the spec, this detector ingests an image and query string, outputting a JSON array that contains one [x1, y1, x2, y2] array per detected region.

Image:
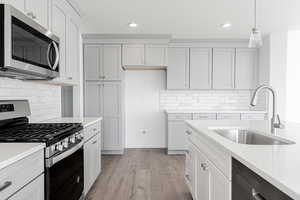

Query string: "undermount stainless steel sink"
[[212, 129, 295, 145]]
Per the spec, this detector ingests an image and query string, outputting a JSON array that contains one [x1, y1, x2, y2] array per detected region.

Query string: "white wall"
[[0, 78, 61, 122], [125, 70, 166, 148], [269, 32, 288, 120]]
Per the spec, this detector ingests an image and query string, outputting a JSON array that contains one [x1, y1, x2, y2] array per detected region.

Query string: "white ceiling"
[[71, 0, 300, 39]]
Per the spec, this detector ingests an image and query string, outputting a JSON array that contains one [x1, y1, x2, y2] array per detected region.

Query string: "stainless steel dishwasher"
[[232, 158, 293, 200]]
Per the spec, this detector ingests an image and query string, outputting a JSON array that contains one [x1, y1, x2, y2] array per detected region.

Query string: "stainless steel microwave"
[[0, 4, 60, 80]]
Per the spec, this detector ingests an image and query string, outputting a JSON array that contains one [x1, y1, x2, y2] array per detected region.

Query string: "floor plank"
[[86, 149, 192, 200]]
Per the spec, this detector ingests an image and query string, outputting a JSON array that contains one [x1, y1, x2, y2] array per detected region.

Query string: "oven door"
[[45, 144, 84, 200]]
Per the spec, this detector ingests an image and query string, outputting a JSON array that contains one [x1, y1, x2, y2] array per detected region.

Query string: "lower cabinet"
[[186, 136, 231, 200], [84, 133, 101, 195], [9, 174, 44, 200]]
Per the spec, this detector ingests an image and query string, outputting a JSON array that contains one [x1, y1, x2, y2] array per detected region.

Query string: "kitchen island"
[[186, 120, 300, 200]]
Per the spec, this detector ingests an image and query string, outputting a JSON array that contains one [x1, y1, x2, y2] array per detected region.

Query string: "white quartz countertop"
[[0, 143, 45, 171], [38, 117, 102, 127], [165, 110, 267, 114], [186, 120, 300, 200]]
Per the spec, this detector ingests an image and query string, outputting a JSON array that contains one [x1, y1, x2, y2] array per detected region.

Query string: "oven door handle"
[[46, 43, 52, 69], [46, 141, 83, 168]]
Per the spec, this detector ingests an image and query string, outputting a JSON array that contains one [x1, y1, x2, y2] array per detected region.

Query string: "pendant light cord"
[[254, 0, 257, 28]]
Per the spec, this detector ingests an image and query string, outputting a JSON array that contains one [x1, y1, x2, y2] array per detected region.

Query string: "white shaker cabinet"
[[52, 0, 81, 84], [84, 133, 101, 195], [8, 174, 44, 200], [24, 0, 48, 28], [190, 48, 213, 89], [0, 0, 24, 12], [85, 82, 124, 154], [145, 45, 167, 66], [1, 0, 48, 29], [167, 47, 189, 89], [196, 148, 209, 200], [52, 0, 67, 79], [66, 16, 80, 82], [235, 48, 258, 89], [84, 45, 122, 81], [122, 44, 144, 66], [212, 48, 235, 89]]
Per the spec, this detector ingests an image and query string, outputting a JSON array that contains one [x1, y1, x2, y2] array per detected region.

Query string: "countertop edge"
[[165, 110, 267, 114], [185, 121, 300, 200], [0, 143, 45, 171]]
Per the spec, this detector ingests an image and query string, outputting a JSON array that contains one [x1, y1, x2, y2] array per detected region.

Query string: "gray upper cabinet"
[[212, 48, 235, 89], [235, 48, 258, 89], [190, 48, 212, 89], [122, 44, 144, 66], [145, 45, 167, 66], [167, 47, 190, 89], [84, 45, 122, 81], [84, 45, 101, 81]]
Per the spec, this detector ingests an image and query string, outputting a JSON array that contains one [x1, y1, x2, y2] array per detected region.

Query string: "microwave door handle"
[[46, 43, 52, 68], [52, 41, 60, 70]]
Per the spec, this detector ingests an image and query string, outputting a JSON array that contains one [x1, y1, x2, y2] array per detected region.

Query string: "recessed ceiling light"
[[221, 23, 232, 29], [128, 22, 138, 28]]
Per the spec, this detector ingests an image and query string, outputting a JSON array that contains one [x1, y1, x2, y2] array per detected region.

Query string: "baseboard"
[[167, 150, 187, 155], [101, 149, 124, 155]]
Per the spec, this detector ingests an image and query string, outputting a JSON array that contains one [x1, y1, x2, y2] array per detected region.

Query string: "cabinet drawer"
[[217, 113, 241, 120], [188, 127, 231, 179], [0, 150, 44, 200], [241, 113, 266, 120], [193, 113, 216, 120], [84, 121, 101, 142], [168, 113, 192, 121]]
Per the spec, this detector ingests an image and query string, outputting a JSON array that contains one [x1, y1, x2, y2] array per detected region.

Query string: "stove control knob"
[[70, 136, 76, 144], [63, 141, 68, 148], [57, 144, 63, 152]]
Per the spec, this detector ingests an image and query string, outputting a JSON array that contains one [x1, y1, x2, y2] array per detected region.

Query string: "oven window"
[[11, 17, 58, 71], [45, 147, 84, 200]]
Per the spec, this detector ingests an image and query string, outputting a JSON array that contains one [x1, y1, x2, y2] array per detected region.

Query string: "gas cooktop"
[[0, 122, 82, 145]]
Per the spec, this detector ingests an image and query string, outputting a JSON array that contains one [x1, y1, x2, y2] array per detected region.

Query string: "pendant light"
[[248, 0, 263, 48]]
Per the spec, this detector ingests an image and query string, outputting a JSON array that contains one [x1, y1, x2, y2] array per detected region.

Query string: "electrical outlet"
[[141, 129, 147, 134]]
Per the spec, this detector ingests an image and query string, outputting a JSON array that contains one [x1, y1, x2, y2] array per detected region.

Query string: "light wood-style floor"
[[86, 149, 192, 200]]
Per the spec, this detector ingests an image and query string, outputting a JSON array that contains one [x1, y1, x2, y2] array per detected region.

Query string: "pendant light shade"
[[248, 0, 263, 48], [249, 28, 263, 48]]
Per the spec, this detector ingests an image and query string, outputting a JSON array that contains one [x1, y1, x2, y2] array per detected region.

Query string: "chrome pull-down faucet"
[[250, 85, 284, 134]]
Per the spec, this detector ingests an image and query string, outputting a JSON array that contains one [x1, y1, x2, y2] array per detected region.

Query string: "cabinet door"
[[196, 149, 209, 200], [235, 48, 258, 89], [24, 0, 48, 28], [84, 45, 102, 80], [52, 0, 67, 79], [190, 48, 212, 89], [66, 17, 80, 81], [85, 83, 102, 117], [9, 174, 44, 200], [145, 45, 167, 66], [168, 121, 187, 151], [102, 45, 122, 80], [167, 48, 189, 89], [84, 134, 101, 194], [102, 83, 122, 150], [208, 160, 231, 200], [212, 48, 235, 89], [1, 0, 24, 12], [122, 44, 144, 66]]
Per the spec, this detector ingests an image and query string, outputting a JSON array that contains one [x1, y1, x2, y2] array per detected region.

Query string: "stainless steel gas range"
[[0, 100, 84, 200]]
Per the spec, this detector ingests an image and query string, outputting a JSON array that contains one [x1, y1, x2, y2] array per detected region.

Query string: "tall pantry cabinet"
[[84, 44, 125, 154]]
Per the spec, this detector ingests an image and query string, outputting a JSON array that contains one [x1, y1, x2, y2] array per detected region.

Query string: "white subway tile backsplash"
[[160, 90, 266, 111], [0, 78, 61, 122]]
